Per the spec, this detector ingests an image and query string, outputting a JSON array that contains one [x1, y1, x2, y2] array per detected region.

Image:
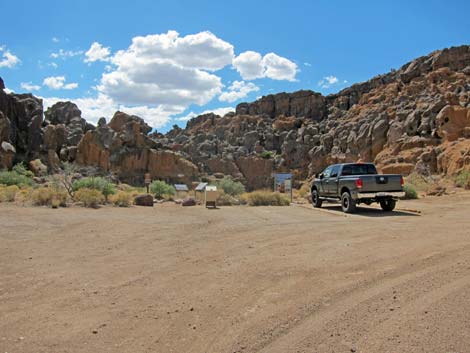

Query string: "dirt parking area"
[[1, 193, 470, 353]]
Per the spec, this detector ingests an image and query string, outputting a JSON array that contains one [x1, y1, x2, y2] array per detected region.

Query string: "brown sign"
[[144, 173, 151, 185]]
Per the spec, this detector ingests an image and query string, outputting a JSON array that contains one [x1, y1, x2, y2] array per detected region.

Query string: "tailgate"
[[359, 175, 403, 192]]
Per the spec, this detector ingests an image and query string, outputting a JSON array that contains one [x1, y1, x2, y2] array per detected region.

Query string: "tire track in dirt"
[[256, 245, 470, 353]]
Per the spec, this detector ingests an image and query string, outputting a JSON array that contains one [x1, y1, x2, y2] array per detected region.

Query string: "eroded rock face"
[[75, 111, 198, 184], [2, 46, 470, 187], [236, 90, 327, 121], [160, 45, 470, 183], [435, 105, 470, 141]]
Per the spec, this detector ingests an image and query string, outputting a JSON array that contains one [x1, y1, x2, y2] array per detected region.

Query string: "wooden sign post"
[[144, 173, 151, 194]]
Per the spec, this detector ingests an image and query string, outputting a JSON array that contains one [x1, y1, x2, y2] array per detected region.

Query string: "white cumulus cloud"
[[84, 42, 111, 63], [318, 75, 340, 88], [20, 82, 41, 91], [219, 80, 259, 103], [97, 30, 233, 118], [233, 51, 298, 81], [0, 47, 20, 68], [126, 30, 234, 71], [43, 76, 78, 90], [40, 31, 298, 129], [232, 51, 264, 80]]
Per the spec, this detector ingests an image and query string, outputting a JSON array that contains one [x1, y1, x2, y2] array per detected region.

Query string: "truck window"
[[330, 165, 340, 178], [322, 166, 332, 178], [341, 164, 377, 176]]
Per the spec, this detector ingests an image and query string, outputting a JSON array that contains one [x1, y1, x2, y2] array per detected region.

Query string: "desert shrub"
[[0, 169, 34, 187], [259, 151, 274, 159], [15, 187, 34, 204], [241, 190, 290, 206], [150, 180, 176, 199], [110, 191, 133, 207], [74, 188, 105, 208], [0, 185, 19, 202], [403, 184, 418, 199], [216, 192, 240, 206], [31, 187, 68, 207], [455, 171, 470, 190], [216, 177, 245, 196], [293, 182, 310, 201], [72, 177, 116, 201], [12, 163, 34, 178]]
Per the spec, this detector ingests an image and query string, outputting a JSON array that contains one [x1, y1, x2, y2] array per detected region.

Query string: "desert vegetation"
[[150, 180, 176, 199], [240, 190, 291, 206]]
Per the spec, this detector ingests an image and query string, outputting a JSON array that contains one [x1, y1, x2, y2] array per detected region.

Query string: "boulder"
[[0, 141, 15, 169], [435, 105, 470, 141], [134, 194, 154, 207], [182, 198, 196, 206], [29, 158, 48, 176]]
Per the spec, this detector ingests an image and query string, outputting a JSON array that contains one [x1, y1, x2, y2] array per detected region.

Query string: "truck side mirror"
[[319, 173, 324, 180]]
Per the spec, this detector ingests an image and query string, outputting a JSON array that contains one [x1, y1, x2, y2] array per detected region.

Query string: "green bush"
[[241, 190, 290, 206], [31, 187, 68, 207], [0, 185, 19, 202], [150, 180, 176, 199], [110, 191, 133, 207], [259, 151, 274, 159], [0, 168, 34, 187], [72, 177, 116, 201], [216, 177, 245, 196], [403, 184, 418, 199], [455, 171, 470, 190], [74, 188, 105, 208], [12, 163, 35, 178]]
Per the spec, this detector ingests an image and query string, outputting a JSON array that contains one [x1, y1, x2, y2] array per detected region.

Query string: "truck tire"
[[380, 199, 396, 211], [311, 189, 322, 208], [341, 192, 356, 213]]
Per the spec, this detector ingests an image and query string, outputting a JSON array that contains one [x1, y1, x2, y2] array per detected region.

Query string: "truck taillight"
[[355, 179, 363, 189], [400, 176, 404, 186]]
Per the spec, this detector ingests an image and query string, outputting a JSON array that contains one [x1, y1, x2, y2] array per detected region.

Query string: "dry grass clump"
[[110, 191, 133, 207], [0, 185, 20, 202], [240, 190, 290, 206], [216, 192, 240, 206], [292, 182, 310, 202], [74, 188, 105, 208], [31, 187, 68, 208], [15, 187, 34, 204]]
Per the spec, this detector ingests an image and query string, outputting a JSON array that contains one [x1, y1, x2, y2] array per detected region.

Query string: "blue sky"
[[1, 0, 469, 132]]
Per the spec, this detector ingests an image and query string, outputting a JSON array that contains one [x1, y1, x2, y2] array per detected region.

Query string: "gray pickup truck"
[[311, 163, 405, 213]]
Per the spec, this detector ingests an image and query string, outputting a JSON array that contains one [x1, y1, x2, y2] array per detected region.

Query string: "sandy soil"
[[1, 193, 470, 353]]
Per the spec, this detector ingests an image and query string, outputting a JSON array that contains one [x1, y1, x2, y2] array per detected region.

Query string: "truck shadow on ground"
[[319, 205, 421, 217]]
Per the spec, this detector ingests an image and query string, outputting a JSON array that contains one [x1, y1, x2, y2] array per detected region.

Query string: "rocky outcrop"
[[1, 45, 469, 189], [0, 88, 43, 164], [161, 45, 470, 186], [236, 90, 327, 121], [76, 111, 198, 184]]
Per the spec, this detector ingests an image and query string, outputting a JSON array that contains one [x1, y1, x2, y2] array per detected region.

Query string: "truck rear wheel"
[[380, 199, 396, 211], [311, 189, 322, 208], [341, 192, 356, 213]]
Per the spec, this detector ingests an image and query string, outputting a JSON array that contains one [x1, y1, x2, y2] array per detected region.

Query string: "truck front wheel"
[[341, 192, 356, 213], [311, 189, 322, 208], [380, 199, 396, 211]]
